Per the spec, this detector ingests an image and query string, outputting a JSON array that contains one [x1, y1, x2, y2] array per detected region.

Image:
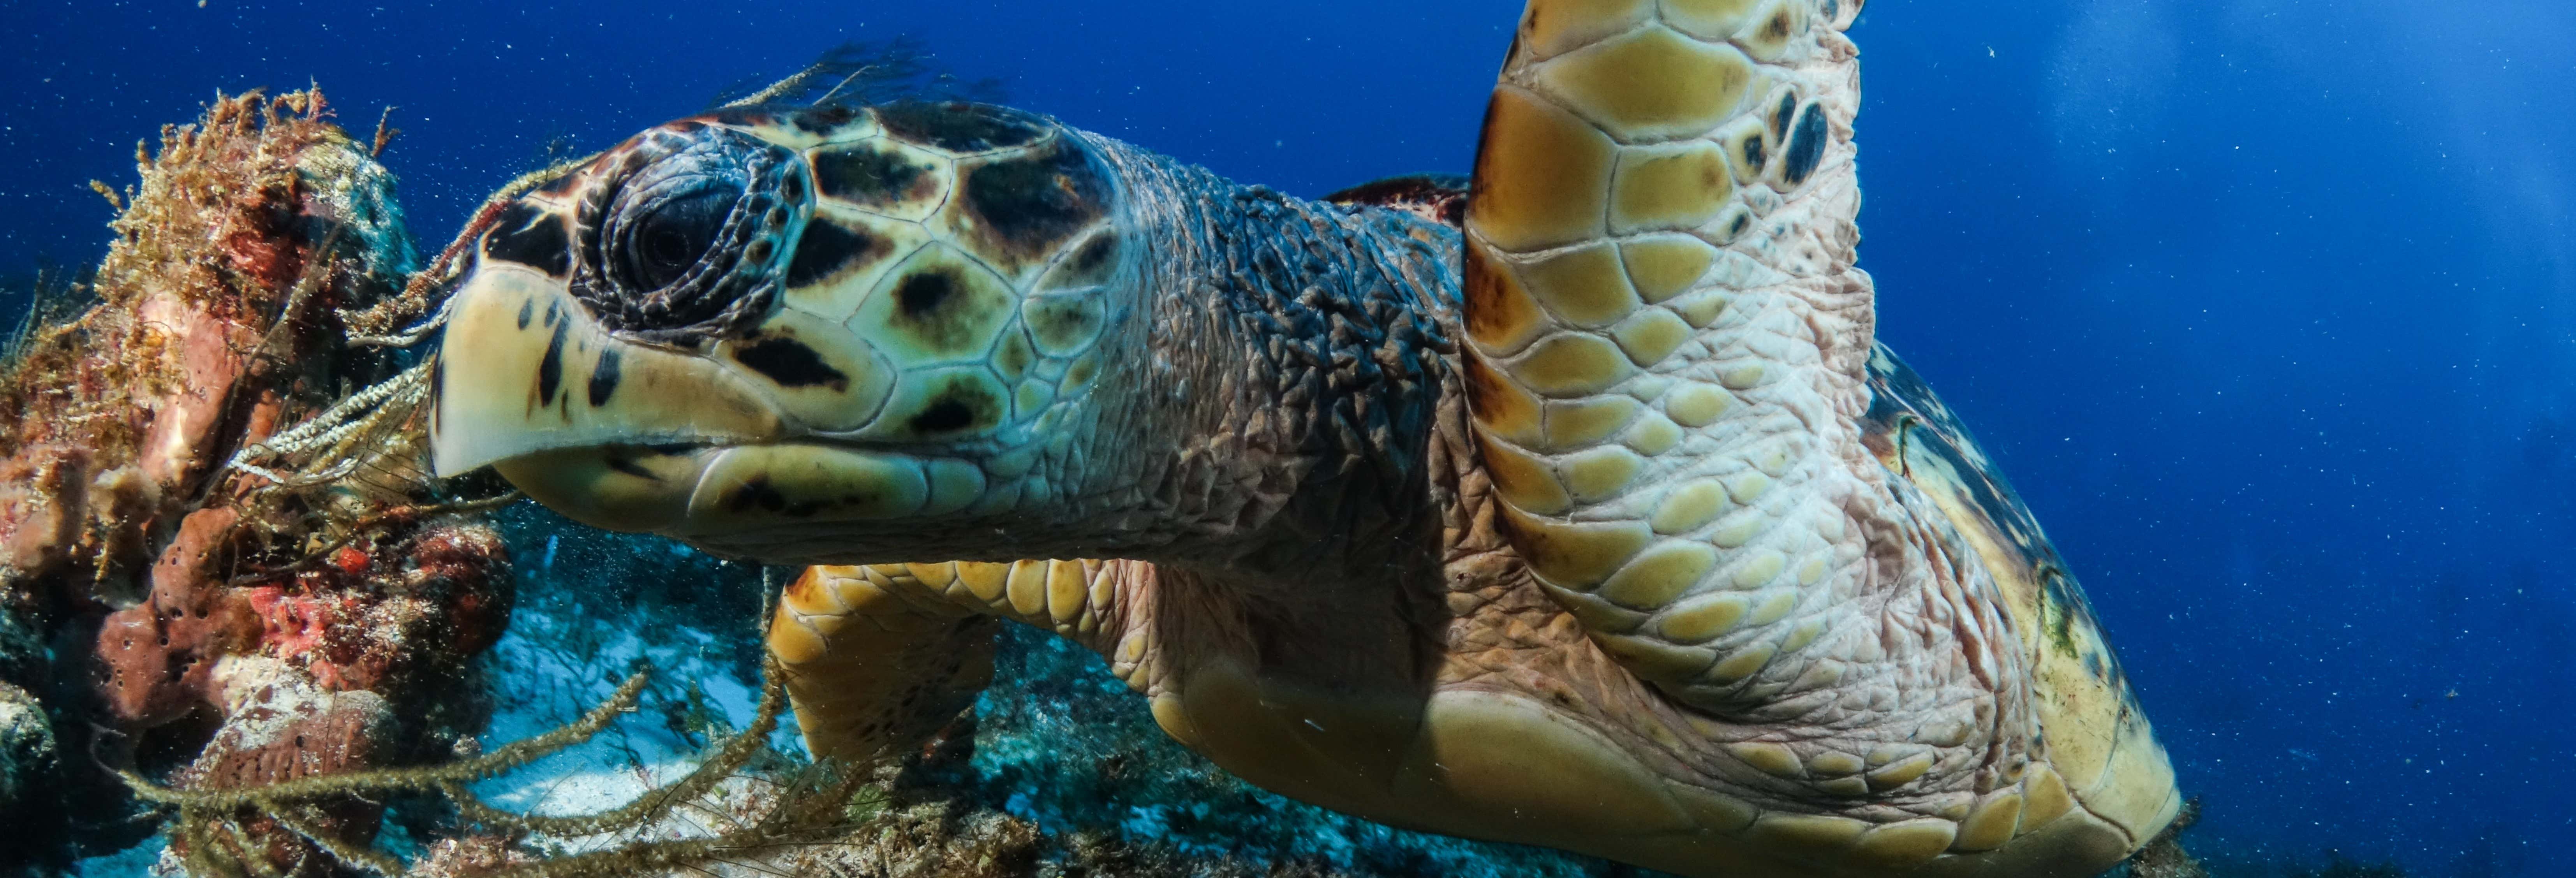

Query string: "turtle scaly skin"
[[426, 1, 2182, 874]]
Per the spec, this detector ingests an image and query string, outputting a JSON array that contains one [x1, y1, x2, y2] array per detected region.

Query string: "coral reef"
[[0, 89, 510, 873]]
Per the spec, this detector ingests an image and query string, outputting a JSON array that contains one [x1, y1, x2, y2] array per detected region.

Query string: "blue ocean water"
[[3, 1, 2569, 875]]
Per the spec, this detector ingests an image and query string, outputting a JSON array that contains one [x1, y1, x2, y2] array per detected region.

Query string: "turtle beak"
[[429, 263, 788, 528]]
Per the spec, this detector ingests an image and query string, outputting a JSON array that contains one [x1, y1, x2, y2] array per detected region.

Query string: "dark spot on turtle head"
[[963, 141, 1109, 259], [1783, 103, 1829, 187], [483, 202, 572, 277], [784, 216, 890, 288], [906, 378, 1002, 437], [897, 270, 953, 318], [882, 267, 1005, 352], [1024, 294, 1103, 354], [791, 104, 862, 135], [1741, 134, 1766, 170], [875, 101, 1048, 153], [516, 298, 533, 330], [1771, 94, 1797, 140], [1040, 232, 1121, 290], [1729, 213, 1752, 239], [811, 143, 932, 208], [544, 299, 560, 327], [731, 335, 849, 391], [587, 348, 623, 406], [536, 319, 569, 407]]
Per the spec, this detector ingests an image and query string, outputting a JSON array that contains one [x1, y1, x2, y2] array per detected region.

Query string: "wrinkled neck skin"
[[1012, 133, 1466, 585]]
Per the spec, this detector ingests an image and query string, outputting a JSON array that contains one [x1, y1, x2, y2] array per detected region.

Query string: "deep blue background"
[[5, 1, 2571, 874]]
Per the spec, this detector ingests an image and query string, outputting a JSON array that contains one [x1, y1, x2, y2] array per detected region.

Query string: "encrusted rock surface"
[[0, 89, 509, 873]]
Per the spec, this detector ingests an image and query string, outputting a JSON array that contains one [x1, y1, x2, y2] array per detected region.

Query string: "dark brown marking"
[[883, 268, 1002, 353], [536, 319, 569, 407], [785, 216, 889, 288], [791, 104, 862, 135], [1783, 103, 1829, 187], [1039, 232, 1122, 290], [876, 101, 1047, 153], [897, 270, 953, 318], [587, 348, 623, 406], [1025, 294, 1102, 354], [732, 335, 849, 391], [905, 376, 1003, 437], [484, 202, 572, 277], [811, 143, 934, 208], [962, 142, 1108, 260]]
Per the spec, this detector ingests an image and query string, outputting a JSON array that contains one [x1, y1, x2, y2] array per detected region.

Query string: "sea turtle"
[[426, 0, 2183, 874]]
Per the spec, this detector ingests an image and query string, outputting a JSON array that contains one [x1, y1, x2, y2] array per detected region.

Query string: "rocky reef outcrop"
[[0, 90, 509, 875]]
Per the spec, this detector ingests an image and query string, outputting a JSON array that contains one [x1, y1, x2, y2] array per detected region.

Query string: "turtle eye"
[[571, 124, 806, 342], [615, 183, 736, 292]]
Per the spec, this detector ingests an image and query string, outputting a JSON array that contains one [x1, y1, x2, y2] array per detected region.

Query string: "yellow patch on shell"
[[1478, 433, 1574, 516], [1660, 0, 1767, 40], [1543, 396, 1640, 447], [1731, 0, 1807, 63], [1535, 26, 1759, 142], [1611, 308, 1694, 368], [1612, 142, 1736, 234], [1657, 591, 1751, 642], [1619, 236, 1718, 304], [1468, 85, 1616, 252], [1595, 540, 1717, 609], [1463, 239, 1551, 355], [1849, 819, 1958, 871], [1516, 243, 1640, 328], [1951, 791, 2025, 852], [1498, 504, 1652, 589], [1517, 0, 1656, 59], [1510, 333, 1637, 397], [1562, 445, 1645, 502]]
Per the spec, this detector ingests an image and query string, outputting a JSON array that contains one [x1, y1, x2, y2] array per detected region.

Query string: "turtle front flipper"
[[771, 560, 1165, 760], [1461, 0, 2178, 874]]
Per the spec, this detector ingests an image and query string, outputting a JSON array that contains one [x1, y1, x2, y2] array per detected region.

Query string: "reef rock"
[[0, 89, 508, 870]]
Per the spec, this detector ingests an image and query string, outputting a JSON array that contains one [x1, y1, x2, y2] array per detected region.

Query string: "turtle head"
[[430, 102, 1136, 561]]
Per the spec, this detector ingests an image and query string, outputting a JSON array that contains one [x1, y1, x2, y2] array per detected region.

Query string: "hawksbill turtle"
[[425, 0, 2183, 874]]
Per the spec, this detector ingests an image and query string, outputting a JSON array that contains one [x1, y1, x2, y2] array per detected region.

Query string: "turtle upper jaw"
[[431, 265, 1013, 547]]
